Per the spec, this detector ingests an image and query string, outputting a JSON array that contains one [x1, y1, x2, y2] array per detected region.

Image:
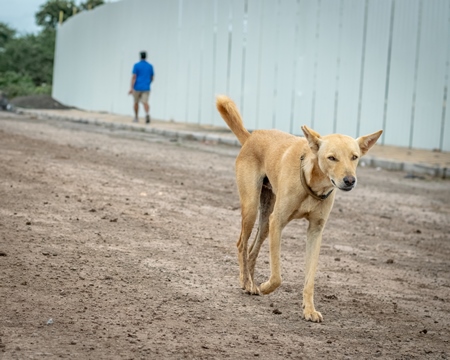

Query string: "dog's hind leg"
[[236, 167, 263, 294], [237, 201, 260, 294], [248, 178, 275, 280], [259, 194, 299, 295]]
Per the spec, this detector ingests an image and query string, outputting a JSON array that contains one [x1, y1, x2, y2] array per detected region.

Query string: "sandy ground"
[[0, 111, 449, 360]]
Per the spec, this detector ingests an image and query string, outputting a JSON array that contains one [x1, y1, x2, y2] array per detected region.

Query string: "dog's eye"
[[328, 156, 337, 161], [351, 155, 359, 161]]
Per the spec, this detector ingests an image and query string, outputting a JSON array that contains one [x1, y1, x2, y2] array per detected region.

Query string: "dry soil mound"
[[9, 94, 72, 110]]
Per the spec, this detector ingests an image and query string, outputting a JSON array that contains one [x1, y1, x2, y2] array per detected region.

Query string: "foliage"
[[0, 71, 51, 98], [0, 23, 16, 49], [0, 0, 104, 98], [35, 0, 105, 30], [0, 29, 55, 87], [35, 0, 77, 30], [79, 0, 105, 11]]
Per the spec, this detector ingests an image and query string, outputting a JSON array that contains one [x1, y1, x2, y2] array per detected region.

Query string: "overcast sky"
[[0, 0, 119, 35]]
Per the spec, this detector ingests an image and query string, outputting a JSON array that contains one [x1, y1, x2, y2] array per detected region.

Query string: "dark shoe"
[[145, 114, 151, 124]]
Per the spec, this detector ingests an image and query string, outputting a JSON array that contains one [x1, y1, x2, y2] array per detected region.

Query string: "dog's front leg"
[[302, 218, 325, 322]]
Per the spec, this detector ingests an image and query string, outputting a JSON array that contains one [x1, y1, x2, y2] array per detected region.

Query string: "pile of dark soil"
[[9, 95, 72, 110]]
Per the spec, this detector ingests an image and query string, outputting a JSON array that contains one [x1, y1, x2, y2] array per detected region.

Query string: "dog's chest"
[[288, 195, 333, 222]]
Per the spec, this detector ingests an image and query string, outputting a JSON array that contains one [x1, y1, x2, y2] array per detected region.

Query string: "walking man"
[[129, 51, 154, 124]]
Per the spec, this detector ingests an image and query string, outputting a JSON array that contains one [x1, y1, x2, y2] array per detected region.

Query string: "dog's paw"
[[303, 309, 323, 322], [259, 277, 282, 295], [244, 281, 261, 295], [240, 274, 259, 294], [259, 281, 271, 295], [239, 277, 245, 290]]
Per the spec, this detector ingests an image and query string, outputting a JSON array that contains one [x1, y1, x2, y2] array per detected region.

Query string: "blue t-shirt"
[[132, 60, 154, 91]]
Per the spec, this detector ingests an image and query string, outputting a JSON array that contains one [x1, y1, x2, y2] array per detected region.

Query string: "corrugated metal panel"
[[241, 0, 262, 130], [198, 0, 216, 125], [159, 0, 180, 122], [384, 0, 420, 147], [273, 0, 297, 133], [294, 0, 320, 132], [358, 0, 391, 141], [212, 0, 230, 126], [412, 0, 449, 150], [312, 0, 341, 136], [334, 0, 365, 138]]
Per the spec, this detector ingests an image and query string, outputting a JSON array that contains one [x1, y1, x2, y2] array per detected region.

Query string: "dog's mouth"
[[331, 179, 355, 192]]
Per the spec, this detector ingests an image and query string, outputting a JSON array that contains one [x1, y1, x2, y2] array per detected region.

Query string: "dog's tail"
[[216, 95, 250, 145]]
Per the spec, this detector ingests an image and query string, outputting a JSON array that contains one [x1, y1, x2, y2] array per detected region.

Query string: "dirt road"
[[1, 111, 449, 360]]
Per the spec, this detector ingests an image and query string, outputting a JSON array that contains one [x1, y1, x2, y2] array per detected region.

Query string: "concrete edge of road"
[[17, 109, 449, 179]]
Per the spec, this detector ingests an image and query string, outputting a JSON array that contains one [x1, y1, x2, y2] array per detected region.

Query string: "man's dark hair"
[[140, 51, 147, 60]]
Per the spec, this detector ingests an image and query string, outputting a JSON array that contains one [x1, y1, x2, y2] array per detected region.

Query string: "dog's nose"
[[343, 176, 356, 187]]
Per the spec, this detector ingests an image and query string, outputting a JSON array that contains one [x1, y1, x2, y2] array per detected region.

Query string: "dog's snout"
[[343, 176, 356, 187]]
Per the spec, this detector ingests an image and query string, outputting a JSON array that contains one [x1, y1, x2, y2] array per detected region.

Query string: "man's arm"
[[128, 74, 136, 94], [150, 65, 154, 84]]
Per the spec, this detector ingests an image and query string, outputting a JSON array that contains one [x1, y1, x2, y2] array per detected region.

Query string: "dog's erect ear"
[[357, 130, 383, 156], [301, 125, 322, 153]]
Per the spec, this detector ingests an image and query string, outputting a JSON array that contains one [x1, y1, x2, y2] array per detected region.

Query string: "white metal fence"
[[52, 0, 450, 151]]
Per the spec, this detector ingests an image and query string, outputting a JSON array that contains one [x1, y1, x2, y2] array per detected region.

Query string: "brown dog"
[[216, 95, 383, 322]]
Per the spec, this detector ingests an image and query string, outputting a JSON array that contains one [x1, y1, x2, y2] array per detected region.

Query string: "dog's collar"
[[300, 155, 334, 201]]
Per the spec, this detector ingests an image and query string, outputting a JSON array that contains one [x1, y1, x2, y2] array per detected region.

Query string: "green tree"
[[79, 0, 104, 11], [0, 28, 55, 86], [0, 0, 105, 98], [0, 71, 38, 98], [0, 23, 16, 49], [35, 0, 77, 30], [35, 0, 105, 30]]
